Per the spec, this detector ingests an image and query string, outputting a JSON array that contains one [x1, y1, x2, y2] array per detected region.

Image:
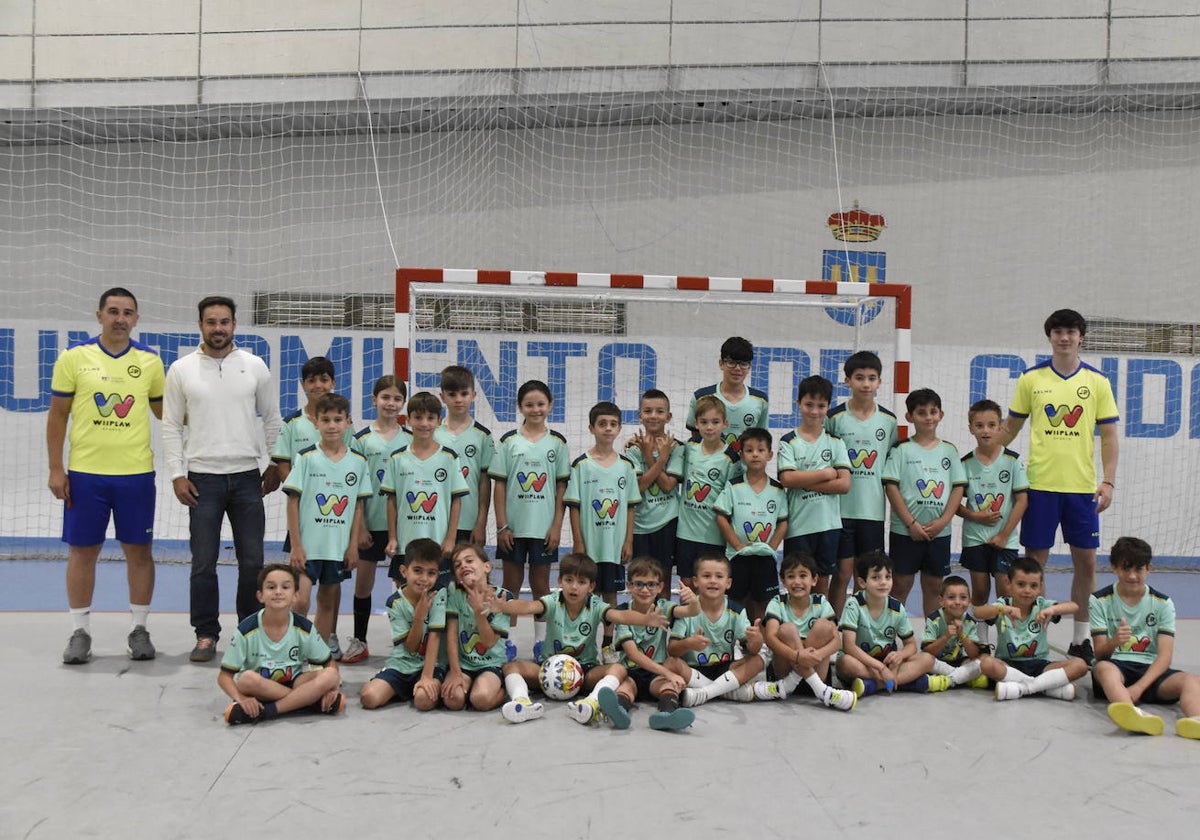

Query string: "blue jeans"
[[188, 470, 265, 640]]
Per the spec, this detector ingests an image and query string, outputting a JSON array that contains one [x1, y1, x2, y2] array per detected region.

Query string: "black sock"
[[618, 694, 634, 711], [602, 635, 613, 648], [657, 693, 679, 713], [353, 596, 372, 640], [260, 701, 279, 720]]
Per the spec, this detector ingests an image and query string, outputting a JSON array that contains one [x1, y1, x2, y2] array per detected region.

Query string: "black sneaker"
[[224, 703, 254, 725], [1067, 639, 1095, 665]]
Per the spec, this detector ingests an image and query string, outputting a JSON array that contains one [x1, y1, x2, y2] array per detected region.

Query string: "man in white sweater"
[[162, 295, 282, 662]]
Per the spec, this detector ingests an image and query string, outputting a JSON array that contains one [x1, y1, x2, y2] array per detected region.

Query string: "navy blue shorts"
[[1021, 489, 1100, 550], [729, 552, 779, 604], [497, 537, 557, 566], [837, 518, 885, 560], [695, 661, 732, 681], [1004, 658, 1050, 678], [674, 538, 724, 579], [596, 562, 626, 596], [360, 530, 391, 564], [305, 559, 350, 585], [960, 544, 1017, 576], [784, 530, 840, 577], [629, 667, 657, 701], [890, 533, 952, 577], [1093, 660, 1180, 704], [371, 666, 447, 702], [63, 471, 155, 546], [633, 519, 677, 578]]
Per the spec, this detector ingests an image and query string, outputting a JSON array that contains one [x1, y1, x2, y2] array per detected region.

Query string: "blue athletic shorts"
[[1092, 660, 1180, 704], [1005, 658, 1050, 678], [837, 518, 886, 560], [596, 562, 626, 596], [890, 533, 952, 577], [63, 471, 155, 546], [305, 559, 350, 585], [960, 544, 1017, 576], [633, 519, 677, 577], [784, 529, 840, 577], [1021, 489, 1100, 550], [371, 666, 447, 702], [674, 538, 724, 579], [497, 537, 557, 566]]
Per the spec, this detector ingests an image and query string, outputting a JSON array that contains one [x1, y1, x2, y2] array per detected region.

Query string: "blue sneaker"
[[532, 640, 544, 663], [597, 687, 631, 730], [505, 639, 518, 662]]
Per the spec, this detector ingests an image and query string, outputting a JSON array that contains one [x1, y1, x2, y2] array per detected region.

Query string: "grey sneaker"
[[190, 636, 218, 662], [63, 629, 92, 665], [127, 626, 156, 661], [327, 634, 343, 661]]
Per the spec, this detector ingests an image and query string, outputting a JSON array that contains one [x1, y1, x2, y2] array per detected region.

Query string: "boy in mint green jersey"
[[436, 365, 495, 547], [685, 336, 768, 450], [882, 388, 966, 619], [674, 395, 739, 593], [1090, 536, 1200, 738], [626, 389, 684, 594]]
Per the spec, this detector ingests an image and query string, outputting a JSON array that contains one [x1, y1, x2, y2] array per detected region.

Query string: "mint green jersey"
[[675, 440, 740, 544], [625, 439, 684, 533], [381, 444, 470, 548], [272, 410, 354, 465], [490, 428, 571, 539], [383, 587, 438, 676], [839, 592, 913, 660], [1089, 584, 1176, 667], [960, 448, 1028, 549], [777, 429, 850, 536], [671, 597, 750, 667], [921, 608, 980, 665], [282, 446, 370, 562], [713, 476, 787, 559], [881, 439, 967, 535], [538, 592, 614, 666], [686, 384, 769, 448], [434, 420, 495, 534], [995, 595, 1060, 662], [824, 403, 898, 521], [763, 592, 835, 639], [353, 424, 413, 532], [614, 598, 680, 669], [219, 610, 331, 681], [443, 584, 511, 671], [565, 452, 641, 564]]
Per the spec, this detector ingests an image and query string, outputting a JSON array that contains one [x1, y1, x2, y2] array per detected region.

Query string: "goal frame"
[[394, 267, 912, 427]]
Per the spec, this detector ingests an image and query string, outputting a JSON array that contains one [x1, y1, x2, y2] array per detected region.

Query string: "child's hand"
[[947, 619, 962, 638], [977, 509, 1002, 526], [743, 619, 763, 650], [661, 671, 687, 695], [544, 527, 561, 553], [290, 546, 306, 569], [497, 528, 514, 553], [357, 530, 373, 550], [237, 694, 262, 717], [1115, 617, 1132, 647], [677, 584, 696, 605], [683, 631, 710, 651], [986, 534, 1008, 549], [466, 584, 495, 615], [922, 521, 945, 540], [794, 646, 821, 671], [343, 548, 358, 572], [644, 609, 669, 629], [1035, 608, 1054, 628], [1001, 604, 1022, 621], [385, 538, 398, 557], [621, 541, 633, 564], [882, 650, 903, 668], [878, 665, 897, 685], [906, 520, 928, 541]]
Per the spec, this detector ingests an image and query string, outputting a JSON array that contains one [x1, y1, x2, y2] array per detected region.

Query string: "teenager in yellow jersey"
[[999, 309, 1119, 664], [47, 288, 165, 665]]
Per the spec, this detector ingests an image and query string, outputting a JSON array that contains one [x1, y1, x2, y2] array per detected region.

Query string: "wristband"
[[1102, 481, 1115, 488], [497, 524, 511, 534]]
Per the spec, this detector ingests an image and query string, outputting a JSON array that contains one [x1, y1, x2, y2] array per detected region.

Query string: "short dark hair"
[[781, 552, 819, 578], [968, 399, 1002, 422], [739, 427, 772, 450], [1044, 308, 1087, 337], [315, 393, 350, 417], [855, 550, 892, 581], [372, 374, 406, 399], [626, 556, 663, 582], [589, 400, 621, 427], [695, 553, 731, 574], [720, 336, 753, 363], [99, 287, 138, 310], [906, 388, 942, 413], [640, 388, 670, 408], [941, 575, 969, 595], [406, 391, 443, 418], [517, 379, 553, 406], [258, 562, 299, 589], [559, 553, 598, 583], [1109, 536, 1152, 569], [403, 537, 443, 568], [843, 350, 882, 378], [301, 356, 335, 381], [440, 365, 474, 393], [796, 375, 834, 405], [197, 295, 236, 320], [1008, 555, 1043, 579]]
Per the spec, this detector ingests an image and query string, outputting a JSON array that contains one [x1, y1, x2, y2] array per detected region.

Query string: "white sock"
[[703, 671, 742, 701], [1073, 621, 1090, 645], [587, 674, 620, 700], [504, 673, 530, 700], [931, 660, 955, 677], [948, 659, 982, 684], [976, 622, 991, 646], [1002, 665, 1035, 685], [130, 603, 150, 629], [70, 606, 91, 633], [1028, 668, 1069, 695], [687, 669, 713, 688], [534, 621, 547, 644], [779, 672, 804, 696]]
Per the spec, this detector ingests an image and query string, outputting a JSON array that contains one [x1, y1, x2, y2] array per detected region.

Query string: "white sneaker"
[[681, 687, 707, 708], [949, 659, 982, 685], [600, 645, 621, 665], [502, 697, 545, 724], [730, 682, 756, 702], [821, 686, 857, 711], [994, 681, 1025, 701], [342, 637, 369, 664], [567, 698, 600, 724], [752, 681, 784, 701], [1044, 684, 1076, 701], [327, 634, 343, 661]]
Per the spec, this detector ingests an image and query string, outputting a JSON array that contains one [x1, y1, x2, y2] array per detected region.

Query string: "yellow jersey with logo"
[[50, 337, 165, 475], [1009, 360, 1118, 493]]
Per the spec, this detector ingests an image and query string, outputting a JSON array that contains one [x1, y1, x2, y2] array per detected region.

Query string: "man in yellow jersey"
[[47, 288, 165, 665], [999, 309, 1119, 665]]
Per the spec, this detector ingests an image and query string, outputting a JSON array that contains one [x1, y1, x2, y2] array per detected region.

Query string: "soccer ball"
[[538, 654, 585, 701]]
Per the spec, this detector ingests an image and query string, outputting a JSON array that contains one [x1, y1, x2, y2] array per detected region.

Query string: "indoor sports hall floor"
[[3, 563, 1199, 839]]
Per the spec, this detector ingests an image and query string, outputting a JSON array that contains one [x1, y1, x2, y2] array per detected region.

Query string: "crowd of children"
[[217, 321, 1200, 741]]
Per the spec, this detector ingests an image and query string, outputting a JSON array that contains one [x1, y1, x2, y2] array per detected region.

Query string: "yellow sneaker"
[[1108, 702, 1163, 736], [967, 673, 990, 690], [1175, 716, 1200, 740]]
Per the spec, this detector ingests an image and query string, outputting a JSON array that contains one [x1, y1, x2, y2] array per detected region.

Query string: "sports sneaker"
[[994, 681, 1025, 701], [681, 687, 708, 708], [1175, 716, 1200, 739], [600, 645, 621, 665], [62, 629, 92, 665], [948, 659, 982, 685], [821, 686, 856, 711], [753, 681, 784, 701], [1066, 638, 1095, 666], [314, 692, 346, 715], [224, 702, 254, 725], [127, 626, 156, 661], [597, 687, 631, 729], [1045, 684, 1076, 702], [342, 637, 369, 664], [190, 636, 217, 662], [649, 707, 695, 731], [850, 678, 871, 698], [502, 697, 545, 724], [532, 640, 544, 663], [567, 697, 600, 725], [1108, 701, 1162, 735], [327, 635, 343, 661], [730, 682, 757, 702], [967, 673, 990, 690], [505, 639, 518, 662], [927, 674, 952, 693]]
